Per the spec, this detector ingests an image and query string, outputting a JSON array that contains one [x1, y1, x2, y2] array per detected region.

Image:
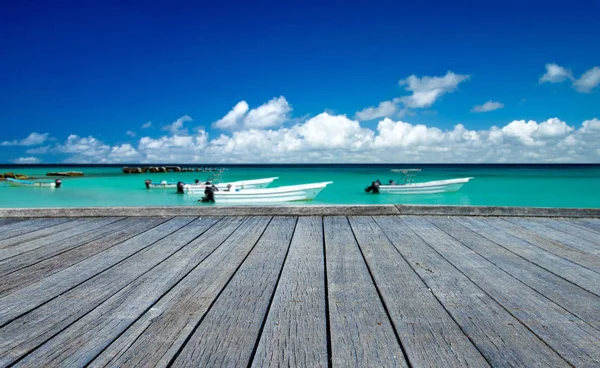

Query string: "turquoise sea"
[[1, 165, 599, 208]]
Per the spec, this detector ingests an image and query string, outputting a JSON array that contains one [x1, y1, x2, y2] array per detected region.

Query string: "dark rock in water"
[[46, 171, 84, 177]]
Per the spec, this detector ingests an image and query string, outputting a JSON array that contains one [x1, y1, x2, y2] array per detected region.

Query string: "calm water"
[[1, 165, 599, 208]]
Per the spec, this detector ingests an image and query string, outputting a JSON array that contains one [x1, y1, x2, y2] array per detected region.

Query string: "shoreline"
[[1, 204, 599, 217]]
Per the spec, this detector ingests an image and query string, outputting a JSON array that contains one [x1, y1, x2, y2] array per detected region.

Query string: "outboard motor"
[[364, 180, 380, 194], [176, 181, 185, 194], [194, 179, 200, 184], [145, 179, 151, 189], [200, 185, 218, 202], [54, 179, 62, 188]]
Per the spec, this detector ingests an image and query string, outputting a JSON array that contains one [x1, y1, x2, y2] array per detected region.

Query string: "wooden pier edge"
[[0, 205, 599, 217]]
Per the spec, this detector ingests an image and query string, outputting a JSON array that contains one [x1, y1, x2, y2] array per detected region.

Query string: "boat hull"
[[212, 182, 332, 203], [185, 177, 278, 194], [378, 177, 473, 194], [7, 178, 57, 188]]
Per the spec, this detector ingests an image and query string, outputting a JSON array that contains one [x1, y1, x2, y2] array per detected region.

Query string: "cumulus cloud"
[[11, 157, 41, 164], [141, 121, 152, 129], [213, 96, 292, 131], [126, 130, 136, 137], [1, 132, 49, 146], [138, 131, 209, 163], [471, 101, 504, 113], [162, 115, 192, 135], [573, 66, 600, 93], [354, 100, 397, 121], [540, 63, 574, 83], [396, 71, 470, 108]]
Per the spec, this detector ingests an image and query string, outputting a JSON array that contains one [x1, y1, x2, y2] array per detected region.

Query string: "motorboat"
[[201, 181, 333, 203], [145, 180, 178, 189], [6, 178, 62, 188], [365, 169, 473, 194], [182, 177, 279, 194]]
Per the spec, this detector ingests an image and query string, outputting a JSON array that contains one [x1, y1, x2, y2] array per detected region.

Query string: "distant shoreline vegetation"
[[1, 163, 599, 169]]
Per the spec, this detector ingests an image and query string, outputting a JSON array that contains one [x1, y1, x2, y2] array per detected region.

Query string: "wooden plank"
[[89, 216, 272, 368], [507, 217, 600, 252], [13, 216, 259, 367], [0, 218, 73, 245], [492, 217, 600, 272], [349, 216, 489, 367], [456, 217, 600, 296], [571, 219, 600, 234], [429, 216, 600, 330], [170, 217, 296, 367], [251, 217, 328, 368], [0, 217, 188, 327], [0, 216, 218, 366], [530, 217, 600, 245], [402, 216, 600, 367], [323, 216, 407, 368], [0, 217, 124, 262], [376, 216, 569, 367], [0, 218, 25, 227], [0, 218, 166, 296]]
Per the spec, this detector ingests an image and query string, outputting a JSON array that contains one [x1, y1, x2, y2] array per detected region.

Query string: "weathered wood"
[[456, 216, 600, 296], [429, 216, 600, 330], [0, 218, 73, 246], [349, 216, 489, 367], [14, 217, 257, 367], [0, 217, 218, 366], [171, 216, 296, 367], [251, 216, 328, 368], [89, 217, 272, 368], [402, 216, 600, 367], [490, 217, 600, 272], [571, 218, 600, 234], [376, 216, 569, 367], [0, 217, 188, 327], [0, 218, 166, 296], [0, 217, 123, 262], [324, 216, 407, 368], [507, 217, 600, 253], [0, 218, 25, 227], [530, 217, 600, 245]]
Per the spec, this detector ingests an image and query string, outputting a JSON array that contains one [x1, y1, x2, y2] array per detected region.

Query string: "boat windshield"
[[390, 168, 421, 184]]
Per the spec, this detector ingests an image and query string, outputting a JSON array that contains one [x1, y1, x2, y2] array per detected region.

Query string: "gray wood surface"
[[530, 217, 600, 244], [324, 216, 408, 368], [403, 216, 600, 367], [90, 216, 271, 368], [0, 217, 216, 366], [14, 216, 252, 367], [571, 219, 600, 233], [349, 216, 489, 368], [429, 216, 600, 330], [455, 216, 600, 296], [376, 216, 568, 367], [0, 218, 25, 227], [0, 218, 166, 296], [171, 216, 296, 367], [0, 218, 75, 248], [0, 217, 123, 262], [251, 216, 328, 368]]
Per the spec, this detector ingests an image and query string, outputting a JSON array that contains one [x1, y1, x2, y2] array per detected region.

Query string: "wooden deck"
[[0, 215, 599, 367]]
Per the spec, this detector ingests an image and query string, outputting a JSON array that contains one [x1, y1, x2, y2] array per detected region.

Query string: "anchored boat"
[[200, 181, 333, 203], [7, 178, 62, 188], [182, 177, 279, 194], [366, 169, 473, 194]]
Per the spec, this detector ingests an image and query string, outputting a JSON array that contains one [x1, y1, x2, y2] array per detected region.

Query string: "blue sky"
[[1, 0, 599, 163]]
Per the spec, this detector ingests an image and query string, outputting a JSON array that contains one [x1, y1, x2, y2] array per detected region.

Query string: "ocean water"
[[0, 165, 599, 208]]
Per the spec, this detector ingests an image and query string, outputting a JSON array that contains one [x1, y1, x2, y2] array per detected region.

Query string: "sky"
[[1, 0, 599, 164]]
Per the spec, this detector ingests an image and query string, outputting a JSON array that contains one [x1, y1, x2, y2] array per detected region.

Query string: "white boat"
[[378, 177, 473, 194], [183, 177, 278, 194], [145, 180, 178, 189], [6, 178, 62, 188], [208, 181, 333, 203]]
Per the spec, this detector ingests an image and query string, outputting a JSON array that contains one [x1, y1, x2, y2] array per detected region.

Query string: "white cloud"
[[540, 63, 574, 83], [138, 131, 209, 163], [126, 130, 136, 137], [471, 101, 504, 113], [11, 157, 40, 164], [500, 118, 573, 145], [581, 118, 600, 133], [355, 100, 397, 121], [573, 66, 600, 93], [56, 135, 111, 163], [162, 115, 192, 135], [108, 144, 140, 162], [141, 121, 152, 129], [1, 132, 49, 146], [396, 71, 470, 108], [26, 145, 51, 154], [213, 96, 292, 131]]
